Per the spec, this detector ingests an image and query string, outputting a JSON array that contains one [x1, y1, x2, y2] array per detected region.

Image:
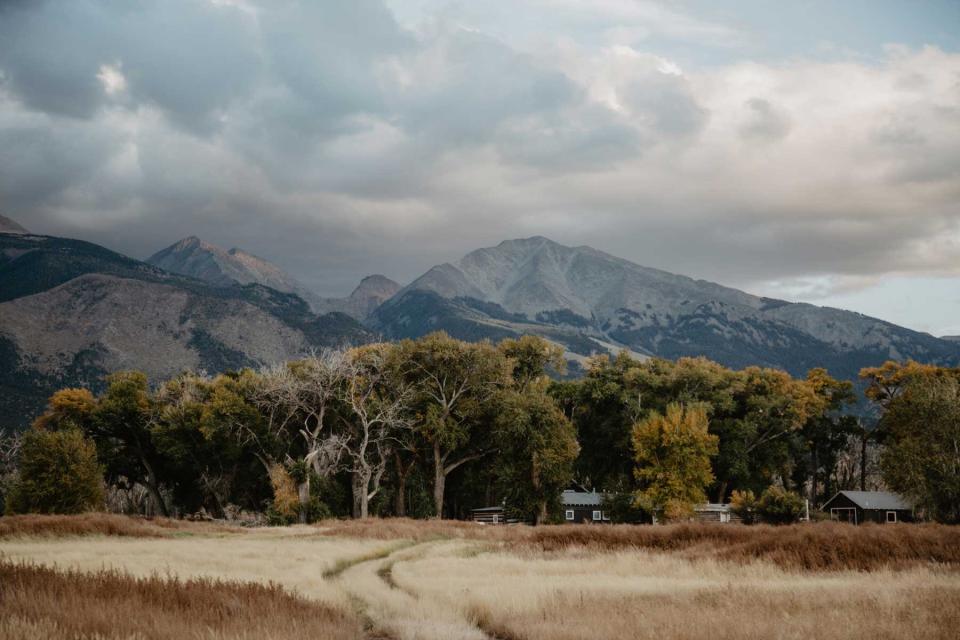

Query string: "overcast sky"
[[1, 0, 958, 335]]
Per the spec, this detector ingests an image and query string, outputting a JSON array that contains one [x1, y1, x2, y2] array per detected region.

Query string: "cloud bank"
[[0, 0, 958, 331]]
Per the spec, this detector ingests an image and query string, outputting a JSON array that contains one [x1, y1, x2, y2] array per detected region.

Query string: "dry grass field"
[[1, 515, 959, 640]]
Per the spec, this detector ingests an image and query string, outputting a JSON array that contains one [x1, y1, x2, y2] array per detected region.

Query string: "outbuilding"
[[693, 503, 739, 524], [561, 489, 610, 523], [821, 490, 914, 524], [470, 506, 505, 524]]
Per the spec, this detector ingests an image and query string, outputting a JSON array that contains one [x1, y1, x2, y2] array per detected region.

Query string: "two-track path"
[[328, 539, 503, 640]]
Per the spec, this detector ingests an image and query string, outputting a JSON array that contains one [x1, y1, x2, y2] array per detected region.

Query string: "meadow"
[[1, 515, 959, 640]]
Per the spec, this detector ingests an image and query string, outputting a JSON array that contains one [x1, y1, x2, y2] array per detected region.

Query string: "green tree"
[[89, 372, 169, 516], [877, 374, 960, 523], [632, 403, 718, 521], [797, 368, 856, 506], [151, 371, 270, 517], [5, 426, 104, 515], [398, 333, 511, 518], [494, 383, 579, 524], [499, 335, 566, 390]]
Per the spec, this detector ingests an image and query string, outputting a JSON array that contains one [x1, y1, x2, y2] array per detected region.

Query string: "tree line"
[[1, 333, 957, 524]]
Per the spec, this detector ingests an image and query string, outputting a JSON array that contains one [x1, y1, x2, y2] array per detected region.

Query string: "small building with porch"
[[821, 491, 914, 524]]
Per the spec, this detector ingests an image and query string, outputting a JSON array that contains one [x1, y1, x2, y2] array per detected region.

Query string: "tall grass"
[[527, 522, 960, 571], [315, 518, 960, 572], [0, 513, 239, 539], [0, 560, 363, 640]]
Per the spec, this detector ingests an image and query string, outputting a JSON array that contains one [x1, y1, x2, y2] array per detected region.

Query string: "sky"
[[0, 0, 958, 335]]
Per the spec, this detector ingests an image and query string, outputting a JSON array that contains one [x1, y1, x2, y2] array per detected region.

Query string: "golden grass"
[[0, 525, 396, 608], [315, 518, 960, 572], [395, 546, 960, 640], [0, 560, 363, 640], [3, 515, 960, 640], [0, 513, 239, 539]]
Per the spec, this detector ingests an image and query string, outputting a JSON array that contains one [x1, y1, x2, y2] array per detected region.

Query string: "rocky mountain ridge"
[[147, 236, 326, 311], [375, 237, 960, 379], [0, 231, 371, 428]]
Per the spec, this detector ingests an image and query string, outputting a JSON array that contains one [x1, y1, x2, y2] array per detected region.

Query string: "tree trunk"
[[714, 480, 728, 504], [534, 500, 547, 526], [811, 447, 819, 507], [394, 451, 410, 518], [433, 442, 446, 519], [297, 476, 310, 524], [352, 470, 371, 519], [140, 457, 169, 518], [860, 431, 868, 491]]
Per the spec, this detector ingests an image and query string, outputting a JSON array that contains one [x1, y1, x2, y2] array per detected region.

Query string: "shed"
[[821, 491, 913, 524], [470, 506, 505, 525], [561, 490, 610, 524], [693, 503, 740, 524]]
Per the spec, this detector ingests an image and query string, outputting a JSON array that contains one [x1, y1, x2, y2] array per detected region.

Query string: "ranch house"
[[821, 490, 914, 524]]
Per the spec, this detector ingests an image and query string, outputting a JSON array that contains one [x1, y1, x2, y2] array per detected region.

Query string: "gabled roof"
[[822, 491, 912, 511], [561, 490, 603, 506]]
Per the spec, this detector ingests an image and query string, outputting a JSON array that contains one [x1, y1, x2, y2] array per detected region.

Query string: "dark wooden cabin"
[[561, 490, 610, 523], [821, 491, 914, 524]]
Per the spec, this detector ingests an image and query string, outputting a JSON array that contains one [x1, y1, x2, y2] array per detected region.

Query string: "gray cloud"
[[0, 0, 958, 325], [739, 98, 790, 141]]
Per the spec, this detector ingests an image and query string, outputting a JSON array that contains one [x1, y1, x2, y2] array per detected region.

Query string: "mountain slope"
[[147, 236, 325, 311], [314, 274, 401, 321], [375, 237, 960, 378], [0, 233, 371, 428], [0, 215, 28, 234]]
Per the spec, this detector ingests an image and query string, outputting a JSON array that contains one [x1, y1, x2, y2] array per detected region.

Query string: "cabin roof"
[[561, 490, 603, 506], [822, 491, 911, 511], [470, 506, 504, 513], [695, 503, 731, 512]]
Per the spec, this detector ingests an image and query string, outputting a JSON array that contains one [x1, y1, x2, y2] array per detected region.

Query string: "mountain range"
[[147, 237, 401, 321], [2, 217, 958, 427], [0, 224, 370, 427]]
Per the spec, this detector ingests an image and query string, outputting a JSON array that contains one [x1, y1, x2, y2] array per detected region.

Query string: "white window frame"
[[886, 511, 897, 523], [602, 511, 610, 521], [565, 510, 575, 521], [592, 510, 602, 521]]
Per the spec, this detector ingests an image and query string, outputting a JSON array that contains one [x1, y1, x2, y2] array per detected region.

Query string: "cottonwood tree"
[[90, 372, 170, 516], [399, 332, 511, 518], [333, 344, 412, 518], [632, 402, 719, 521], [876, 373, 960, 523], [151, 372, 270, 517], [494, 383, 579, 524], [251, 351, 352, 523], [495, 336, 578, 524], [798, 368, 856, 505]]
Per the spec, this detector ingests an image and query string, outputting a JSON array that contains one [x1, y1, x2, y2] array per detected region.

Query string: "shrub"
[[268, 463, 300, 524], [729, 489, 758, 524], [755, 486, 805, 524], [5, 426, 104, 515]]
